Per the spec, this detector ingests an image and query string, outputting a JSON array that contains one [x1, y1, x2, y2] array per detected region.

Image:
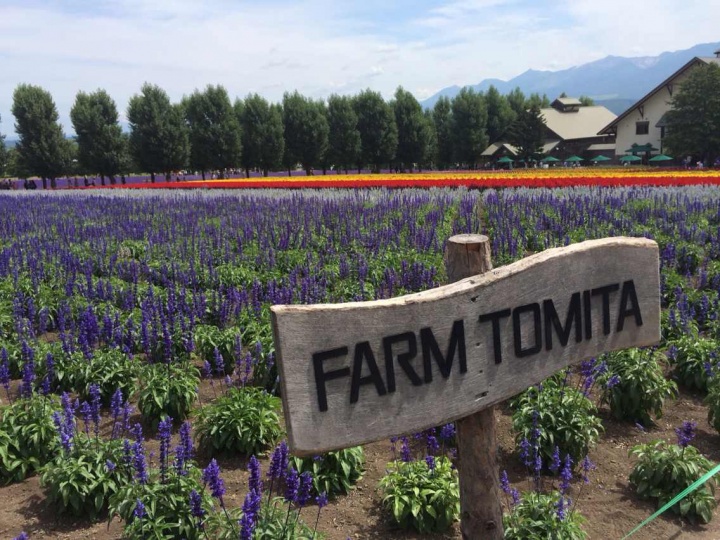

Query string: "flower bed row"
[[83, 170, 720, 190]]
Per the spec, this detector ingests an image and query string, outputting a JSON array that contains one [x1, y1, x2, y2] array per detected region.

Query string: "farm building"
[[598, 51, 720, 158], [482, 97, 617, 161]]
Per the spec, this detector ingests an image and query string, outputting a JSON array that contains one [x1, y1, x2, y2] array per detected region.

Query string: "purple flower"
[[426, 433, 440, 455], [41, 353, 54, 396], [105, 460, 116, 472], [201, 360, 212, 379], [20, 354, 35, 399], [12, 533, 29, 540], [316, 491, 328, 509], [110, 389, 124, 438], [425, 455, 436, 471], [400, 436, 411, 463], [675, 421, 697, 448], [79, 401, 92, 435], [189, 489, 205, 519], [131, 424, 148, 484], [248, 455, 262, 493], [0, 348, 10, 397], [550, 446, 561, 474], [439, 423, 456, 442], [519, 437, 532, 467], [580, 455, 596, 484], [239, 488, 261, 540], [285, 466, 300, 503], [133, 499, 146, 520], [635, 422, 646, 432], [213, 347, 225, 376], [89, 383, 102, 436], [158, 416, 173, 483], [268, 441, 289, 481], [500, 470, 520, 507], [202, 459, 226, 501], [605, 374, 621, 389], [556, 494, 567, 521], [559, 454, 573, 494], [297, 471, 313, 506]]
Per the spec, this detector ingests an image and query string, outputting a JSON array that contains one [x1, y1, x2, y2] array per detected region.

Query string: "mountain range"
[[420, 42, 720, 115]]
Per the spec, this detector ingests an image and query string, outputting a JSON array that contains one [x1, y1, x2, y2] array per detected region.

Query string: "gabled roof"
[[541, 105, 616, 141], [598, 56, 720, 135], [553, 97, 582, 107], [481, 142, 518, 156]]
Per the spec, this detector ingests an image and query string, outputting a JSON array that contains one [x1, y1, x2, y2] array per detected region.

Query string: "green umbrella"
[[540, 156, 560, 163], [625, 143, 659, 153], [620, 155, 642, 162], [648, 154, 673, 162], [497, 156, 514, 163], [565, 155, 584, 162], [590, 155, 612, 162]]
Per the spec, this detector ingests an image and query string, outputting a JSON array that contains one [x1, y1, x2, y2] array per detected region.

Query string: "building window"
[[636, 121, 649, 135]]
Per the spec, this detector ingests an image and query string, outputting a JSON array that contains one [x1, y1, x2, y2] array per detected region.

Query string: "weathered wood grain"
[[445, 234, 503, 540], [271, 237, 661, 455]]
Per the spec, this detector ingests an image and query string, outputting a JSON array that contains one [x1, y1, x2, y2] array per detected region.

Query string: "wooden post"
[[444, 234, 504, 539]]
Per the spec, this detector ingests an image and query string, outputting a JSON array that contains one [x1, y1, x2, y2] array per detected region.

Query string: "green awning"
[[648, 154, 673, 162], [497, 156, 514, 163], [625, 143, 658, 153], [590, 155, 612, 162], [540, 156, 560, 163], [620, 155, 642, 162], [565, 155, 584, 162]]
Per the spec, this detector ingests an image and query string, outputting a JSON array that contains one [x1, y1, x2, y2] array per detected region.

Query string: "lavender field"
[[0, 187, 719, 539]]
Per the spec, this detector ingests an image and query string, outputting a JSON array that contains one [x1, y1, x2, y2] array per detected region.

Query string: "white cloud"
[[0, 0, 718, 136]]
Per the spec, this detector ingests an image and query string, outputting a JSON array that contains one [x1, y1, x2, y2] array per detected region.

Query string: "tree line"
[[0, 83, 566, 187]]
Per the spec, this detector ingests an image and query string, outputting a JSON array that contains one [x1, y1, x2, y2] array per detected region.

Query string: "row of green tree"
[[0, 83, 564, 187]]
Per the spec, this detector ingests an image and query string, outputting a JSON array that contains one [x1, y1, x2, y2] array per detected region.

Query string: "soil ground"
[[1, 381, 719, 540]]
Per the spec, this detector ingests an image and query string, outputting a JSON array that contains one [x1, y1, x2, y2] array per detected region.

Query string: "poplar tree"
[[11, 84, 71, 188], [70, 89, 126, 185], [127, 83, 189, 182]]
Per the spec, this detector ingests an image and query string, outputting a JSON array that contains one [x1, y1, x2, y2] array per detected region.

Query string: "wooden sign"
[[271, 237, 660, 455]]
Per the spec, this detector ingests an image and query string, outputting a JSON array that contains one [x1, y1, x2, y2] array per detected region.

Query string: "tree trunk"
[[50, 177, 57, 189], [288, 168, 292, 177], [42, 177, 47, 190], [100, 175, 106, 186], [264, 169, 269, 177], [202, 170, 206, 181], [150, 172, 155, 183]]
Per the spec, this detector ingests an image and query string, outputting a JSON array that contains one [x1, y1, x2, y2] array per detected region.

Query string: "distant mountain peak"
[[420, 41, 720, 114]]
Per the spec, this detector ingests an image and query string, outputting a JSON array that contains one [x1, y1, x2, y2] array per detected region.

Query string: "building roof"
[[542, 140, 561, 153], [541, 105, 617, 141], [587, 143, 616, 151], [599, 56, 720, 135], [481, 142, 518, 156], [553, 97, 582, 107]]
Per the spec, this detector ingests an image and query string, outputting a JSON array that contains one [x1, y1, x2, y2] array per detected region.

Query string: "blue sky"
[[0, 0, 718, 136]]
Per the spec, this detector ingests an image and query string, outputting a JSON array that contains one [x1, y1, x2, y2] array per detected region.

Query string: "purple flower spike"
[[248, 455, 262, 493], [189, 489, 205, 519], [202, 459, 226, 501], [675, 421, 697, 448], [316, 491, 328, 509], [285, 466, 300, 504], [133, 499, 146, 520]]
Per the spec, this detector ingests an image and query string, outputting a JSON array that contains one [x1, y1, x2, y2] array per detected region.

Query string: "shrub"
[[599, 348, 677, 424], [704, 377, 720, 433], [512, 379, 602, 465], [503, 491, 587, 539], [195, 386, 282, 456], [0, 395, 59, 483], [74, 348, 139, 404], [292, 446, 365, 497], [379, 456, 459, 533], [629, 440, 716, 524], [110, 467, 213, 540], [40, 436, 132, 518], [193, 324, 239, 375], [137, 362, 199, 430], [667, 336, 718, 392]]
